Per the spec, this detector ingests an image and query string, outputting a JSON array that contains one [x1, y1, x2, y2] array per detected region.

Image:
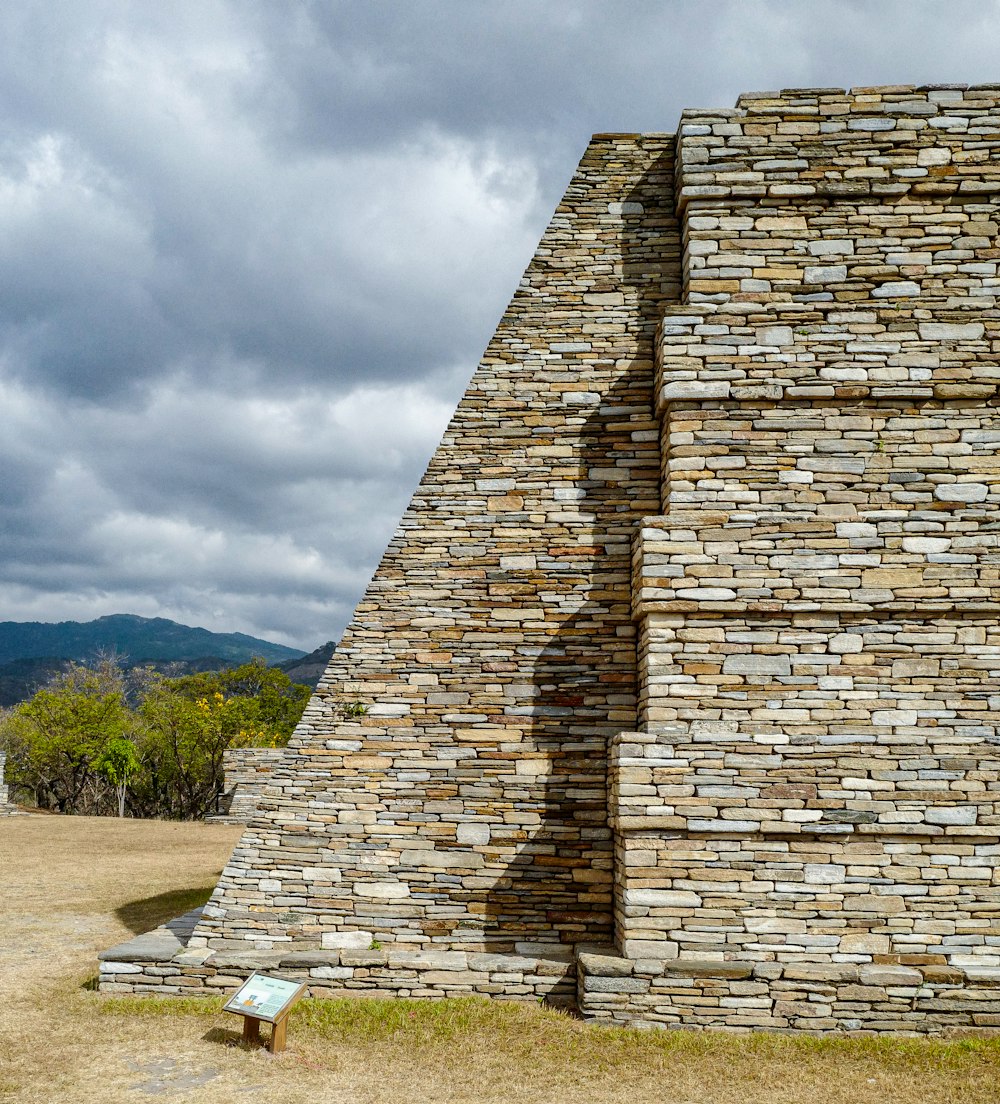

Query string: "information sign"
[[223, 972, 307, 1052]]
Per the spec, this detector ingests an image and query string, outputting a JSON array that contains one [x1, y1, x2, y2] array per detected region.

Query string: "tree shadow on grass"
[[116, 883, 218, 935]]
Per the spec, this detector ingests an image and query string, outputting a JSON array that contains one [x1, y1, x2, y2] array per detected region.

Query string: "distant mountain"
[[0, 656, 72, 708], [0, 614, 311, 707], [278, 640, 335, 688], [0, 614, 305, 667]]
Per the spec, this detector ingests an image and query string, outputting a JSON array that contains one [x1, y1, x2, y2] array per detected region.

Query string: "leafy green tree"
[[93, 736, 142, 817], [1, 659, 134, 814], [218, 660, 313, 740], [0, 655, 312, 819], [139, 685, 263, 819], [137, 660, 310, 819]]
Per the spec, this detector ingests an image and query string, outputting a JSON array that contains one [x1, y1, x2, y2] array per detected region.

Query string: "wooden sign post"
[[223, 972, 307, 1054]]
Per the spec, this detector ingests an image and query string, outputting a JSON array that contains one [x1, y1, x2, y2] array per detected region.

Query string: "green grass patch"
[[296, 995, 555, 1043], [96, 989, 1000, 1074]]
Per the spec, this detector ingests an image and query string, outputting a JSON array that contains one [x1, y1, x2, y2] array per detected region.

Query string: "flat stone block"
[[584, 976, 650, 994], [354, 881, 412, 898], [279, 951, 342, 968], [660, 381, 731, 402], [311, 966, 354, 980], [722, 654, 791, 676], [781, 964, 859, 983], [388, 950, 469, 971], [208, 951, 284, 970], [925, 806, 977, 826], [934, 483, 989, 502], [577, 952, 635, 977], [335, 950, 386, 968], [666, 959, 753, 979], [321, 930, 374, 950], [919, 322, 985, 340], [625, 889, 701, 908], [860, 965, 923, 987], [620, 940, 679, 962], [98, 940, 179, 964], [99, 961, 143, 974]]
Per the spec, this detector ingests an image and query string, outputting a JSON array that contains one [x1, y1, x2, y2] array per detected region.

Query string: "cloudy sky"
[[1, 1, 998, 651]]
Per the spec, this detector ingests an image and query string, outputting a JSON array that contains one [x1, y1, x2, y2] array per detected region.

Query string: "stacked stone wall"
[[99, 942, 577, 1005], [578, 952, 1000, 1032], [676, 86, 1000, 303], [594, 84, 1000, 1032], [636, 608, 1000, 735], [610, 729, 1000, 960], [657, 303, 1000, 509]]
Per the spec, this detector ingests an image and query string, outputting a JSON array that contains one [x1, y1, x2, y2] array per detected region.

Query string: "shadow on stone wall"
[[448, 148, 681, 950]]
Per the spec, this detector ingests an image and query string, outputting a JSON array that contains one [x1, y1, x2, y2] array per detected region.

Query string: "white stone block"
[[322, 930, 373, 950], [934, 483, 988, 502], [607, 201, 644, 215], [925, 806, 977, 826], [354, 881, 411, 899], [804, 265, 847, 284], [625, 889, 702, 908], [311, 966, 353, 979], [456, 823, 491, 845], [872, 710, 918, 726], [621, 939, 679, 960], [660, 380, 730, 402], [902, 537, 950, 553], [873, 281, 920, 297], [919, 322, 985, 341], [804, 864, 847, 884]]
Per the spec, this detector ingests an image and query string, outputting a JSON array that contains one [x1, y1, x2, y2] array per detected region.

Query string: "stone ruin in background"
[[204, 747, 285, 825], [0, 752, 14, 814], [102, 85, 1000, 1033]]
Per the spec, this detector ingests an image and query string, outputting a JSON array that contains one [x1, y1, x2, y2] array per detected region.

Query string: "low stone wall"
[[208, 747, 285, 823], [578, 951, 1000, 1033], [99, 924, 1000, 1034], [98, 912, 575, 1005]]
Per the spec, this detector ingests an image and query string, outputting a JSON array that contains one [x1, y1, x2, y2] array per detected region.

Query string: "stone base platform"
[[578, 950, 1000, 1034], [98, 911, 576, 1006], [100, 914, 1000, 1034]]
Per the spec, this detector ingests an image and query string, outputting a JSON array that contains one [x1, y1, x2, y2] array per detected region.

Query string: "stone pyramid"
[[102, 85, 1000, 1034]]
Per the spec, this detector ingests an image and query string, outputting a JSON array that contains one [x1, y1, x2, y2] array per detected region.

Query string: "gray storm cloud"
[[0, 0, 998, 648]]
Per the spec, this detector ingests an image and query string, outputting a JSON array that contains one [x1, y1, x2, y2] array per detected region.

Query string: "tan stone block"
[[861, 568, 924, 588], [839, 933, 891, 955]]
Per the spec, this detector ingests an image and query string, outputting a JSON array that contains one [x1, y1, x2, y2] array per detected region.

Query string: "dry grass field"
[[2, 814, 1000, 1103]]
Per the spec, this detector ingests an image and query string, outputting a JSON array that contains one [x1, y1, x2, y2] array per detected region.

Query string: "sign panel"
[[223, 972, 306, 1024]]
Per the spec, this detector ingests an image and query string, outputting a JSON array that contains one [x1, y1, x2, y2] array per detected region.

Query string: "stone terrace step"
[[100, 907, 204, 965]]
